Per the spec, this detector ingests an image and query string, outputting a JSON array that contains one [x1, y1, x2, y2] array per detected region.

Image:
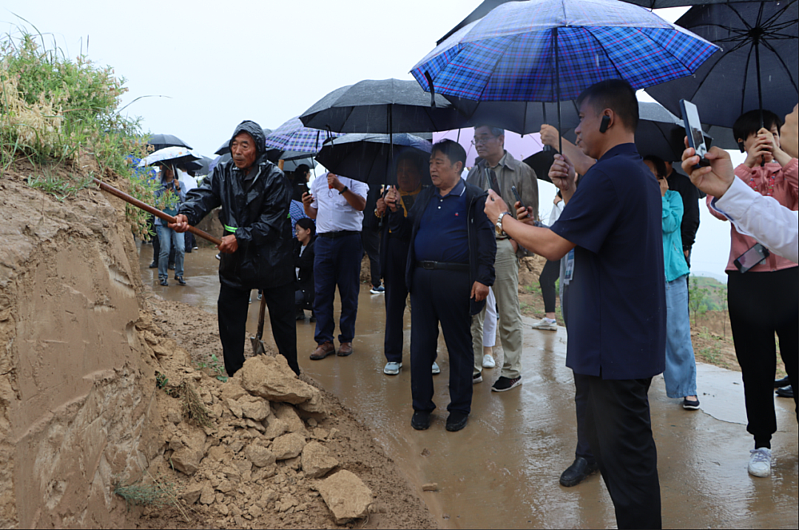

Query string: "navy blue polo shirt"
[[414, 179, 469, 263], [550, 143, 666, 380]]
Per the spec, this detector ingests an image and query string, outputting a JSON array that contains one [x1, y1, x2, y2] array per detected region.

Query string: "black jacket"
[[179, 121, 294, 290], [294, 237, 315, 302], [388, 183, 496, 316]]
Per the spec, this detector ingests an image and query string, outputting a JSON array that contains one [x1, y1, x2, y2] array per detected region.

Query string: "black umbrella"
[[646, 0, 798, 128], [147, 133, 191, 152], [282, 157, 315, 173], [446, 98, 580, 135], [299, 79, 467, 134], [315, 133, 432, 186]]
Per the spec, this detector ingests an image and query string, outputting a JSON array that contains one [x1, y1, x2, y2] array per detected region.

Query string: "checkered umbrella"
[[263, 117, 342, 154], [413, 0, 718, 102], [412, 0, 719, 151]]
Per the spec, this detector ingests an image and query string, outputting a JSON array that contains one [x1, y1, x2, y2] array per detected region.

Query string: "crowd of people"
[[162, 78, 797, 529]]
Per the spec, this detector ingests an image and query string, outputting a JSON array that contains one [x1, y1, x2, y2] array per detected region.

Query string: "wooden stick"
[[94, 178, 222, 246]]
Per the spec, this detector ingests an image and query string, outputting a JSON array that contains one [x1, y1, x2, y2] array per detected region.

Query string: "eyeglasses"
[[471, 135, 496, 146]]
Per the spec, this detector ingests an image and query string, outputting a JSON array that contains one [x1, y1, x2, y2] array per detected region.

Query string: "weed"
[[196, 354, 228, 382], [155, 371, 168, 389], [27, 169, 93, 201], [114, 477, 178, 510], [177, 380, 212, 429]]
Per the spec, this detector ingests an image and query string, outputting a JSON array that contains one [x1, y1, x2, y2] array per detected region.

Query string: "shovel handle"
[[255, 295, 267, 342], [94, 178, 222, 246]]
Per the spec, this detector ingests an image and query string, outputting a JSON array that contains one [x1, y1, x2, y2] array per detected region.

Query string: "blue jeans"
[[156, 224, 184, 279], [664, 275, 697, 398]]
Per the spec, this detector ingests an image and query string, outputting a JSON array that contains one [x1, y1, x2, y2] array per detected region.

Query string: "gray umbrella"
[[299, 78, 467, 134]]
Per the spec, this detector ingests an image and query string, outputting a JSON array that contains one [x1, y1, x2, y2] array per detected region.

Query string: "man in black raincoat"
[[170, 121, 299, 376]]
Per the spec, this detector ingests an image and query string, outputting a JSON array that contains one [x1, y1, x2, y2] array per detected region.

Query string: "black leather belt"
[[416, 261, 469, 271], [319, 230, 359, 239]]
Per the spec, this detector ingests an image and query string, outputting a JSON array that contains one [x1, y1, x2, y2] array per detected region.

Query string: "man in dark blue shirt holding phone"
[[485, 79, 666, 529]]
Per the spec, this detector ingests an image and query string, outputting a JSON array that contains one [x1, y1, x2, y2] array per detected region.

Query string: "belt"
[[318, 230, 359, 239], [416, 261, 469, 271]]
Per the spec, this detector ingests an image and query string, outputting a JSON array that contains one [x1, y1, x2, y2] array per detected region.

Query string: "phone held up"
[[680, 99, 710, 169], [511, 185, 524, 208], [734, 243, 770, 273]]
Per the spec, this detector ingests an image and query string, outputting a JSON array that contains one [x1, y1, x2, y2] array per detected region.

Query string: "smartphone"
[[511, 185, 524, 208], [680, 99, 710, 168], [734, 243, 770, 273]]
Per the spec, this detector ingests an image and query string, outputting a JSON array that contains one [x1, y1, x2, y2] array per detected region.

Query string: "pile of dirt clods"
[[0, 163, 434, 529]]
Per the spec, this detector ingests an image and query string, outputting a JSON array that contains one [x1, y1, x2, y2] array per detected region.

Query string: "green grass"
[[27, 169, 94, 201]]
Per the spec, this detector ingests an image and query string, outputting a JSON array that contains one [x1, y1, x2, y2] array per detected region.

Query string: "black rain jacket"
[[179, 121, 294, 290]]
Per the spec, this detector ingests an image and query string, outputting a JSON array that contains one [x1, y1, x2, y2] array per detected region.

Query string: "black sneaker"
[[370, 285, 385, 294], [473, 372, 483, 384], [175, 276, 186, 286], [411, 411, 431, 431], [559, 457, 599, 487], [159, 277, 168, 286], [776, 386, 794, 398], [446, 411, 469, 432], [682, 397, 700, 410], [491, 375, 522, 392]]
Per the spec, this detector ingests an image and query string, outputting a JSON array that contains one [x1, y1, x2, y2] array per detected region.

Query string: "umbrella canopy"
[[264, 117, 342, 154], [147, 133, 191, 152], [300, 78, 467, 134], [646, 0, 798, 128], [445, 98, 580, 135], [413, 0, 719, 103], [315, 133, 432, 186], [432, 129, 544, 168], [138, 146, 200, 168], [282, 157, 315, 173]]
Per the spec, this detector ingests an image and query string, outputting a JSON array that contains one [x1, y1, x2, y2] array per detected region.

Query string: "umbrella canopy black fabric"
[[315, 133, 432, 187], [299, 79, 467, 134], [646, 0, 798, 128], [147, 133, 191, 152]]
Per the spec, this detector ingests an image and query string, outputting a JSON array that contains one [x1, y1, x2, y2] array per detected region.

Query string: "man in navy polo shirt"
[[485, 79, 666, 529], [387, 140, 496, 433]]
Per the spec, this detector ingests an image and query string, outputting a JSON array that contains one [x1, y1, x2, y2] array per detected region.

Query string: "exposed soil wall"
[[0, 165, 163, 528]]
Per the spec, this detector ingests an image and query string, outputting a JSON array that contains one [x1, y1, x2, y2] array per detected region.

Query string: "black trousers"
[[539, 259, 560, 313], [410, 268, 473, 415], [384, 235, 410, 363], [573, 373, 594, 464], [361, 225, 382, 287], [585, 375, 661, 530], [727, 268, 798, 447], [217, 282, 299, 376]]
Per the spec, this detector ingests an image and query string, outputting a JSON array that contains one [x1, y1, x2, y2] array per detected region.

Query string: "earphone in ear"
[[599, 115, 611, 133], [737, 140, 745, 153]]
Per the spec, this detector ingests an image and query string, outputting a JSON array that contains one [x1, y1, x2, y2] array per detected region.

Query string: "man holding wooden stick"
[[171, 120, 299, 376]]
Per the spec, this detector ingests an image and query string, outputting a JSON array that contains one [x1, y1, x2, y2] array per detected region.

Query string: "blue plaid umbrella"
[[263, 117, 342, 154], [412, 0, 718, 152]]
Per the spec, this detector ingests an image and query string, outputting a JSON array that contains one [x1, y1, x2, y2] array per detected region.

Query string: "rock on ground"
[[239, 356, 323, 409], [301, 441, 338, 479], [271, 432, 306, 461], [317, 470, 374, 524]]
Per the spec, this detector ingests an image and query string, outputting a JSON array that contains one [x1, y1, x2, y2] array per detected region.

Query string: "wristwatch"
[[496, 211, 512, 236], [339, 185, 349, 195]]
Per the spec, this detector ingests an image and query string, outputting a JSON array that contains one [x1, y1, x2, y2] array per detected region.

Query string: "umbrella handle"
[[425, 71, 436, 108], [94, 178, 222, 246]]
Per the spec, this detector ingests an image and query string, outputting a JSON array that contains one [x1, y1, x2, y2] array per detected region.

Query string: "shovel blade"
[[250, 336, 266, 356]]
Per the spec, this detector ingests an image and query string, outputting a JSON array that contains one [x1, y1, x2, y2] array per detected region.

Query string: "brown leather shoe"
[[310, 341, 335, 360], [337, 342, 353, 357]]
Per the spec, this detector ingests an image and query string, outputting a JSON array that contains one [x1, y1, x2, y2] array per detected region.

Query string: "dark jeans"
[[217, 282, 299, 376], [361, 225, 382, 287], [384, 235, 410, 363], [728, 268, 798, 447], [585, 375, 661, 529], [410, 268, 473, 415], [539, 259, 560, 313], [313, 232, 362, 345]]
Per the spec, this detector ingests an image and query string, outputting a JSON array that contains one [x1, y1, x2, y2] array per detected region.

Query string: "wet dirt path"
[[140, 245, 798, 529]]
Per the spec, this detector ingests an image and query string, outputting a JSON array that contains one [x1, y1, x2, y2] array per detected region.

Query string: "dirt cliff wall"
[[0, 167, 163, 528]]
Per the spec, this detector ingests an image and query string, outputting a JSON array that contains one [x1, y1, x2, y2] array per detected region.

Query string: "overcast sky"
[[2, 1, 735, 278]]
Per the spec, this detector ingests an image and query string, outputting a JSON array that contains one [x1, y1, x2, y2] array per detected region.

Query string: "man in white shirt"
[[302, 172, 369, 359]]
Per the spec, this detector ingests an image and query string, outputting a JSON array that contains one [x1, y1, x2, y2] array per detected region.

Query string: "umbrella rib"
[[760, 38, 799, 93]]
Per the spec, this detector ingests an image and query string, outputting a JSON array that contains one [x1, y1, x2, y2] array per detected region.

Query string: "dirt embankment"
[[0, 163, 435, 529]]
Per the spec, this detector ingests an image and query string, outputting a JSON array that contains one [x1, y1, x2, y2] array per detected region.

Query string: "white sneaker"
[[482, 354, 496, 369], [748, 448, 772, 477], [383, 362, 402, 375], [432, 362, 441, 375], [531, 317, 557, 331]]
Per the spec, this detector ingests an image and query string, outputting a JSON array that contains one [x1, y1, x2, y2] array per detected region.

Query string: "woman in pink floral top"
[[706, 109, 797, 479]]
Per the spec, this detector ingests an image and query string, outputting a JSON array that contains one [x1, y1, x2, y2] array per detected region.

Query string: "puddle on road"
[[140, 244, 798, 529]]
